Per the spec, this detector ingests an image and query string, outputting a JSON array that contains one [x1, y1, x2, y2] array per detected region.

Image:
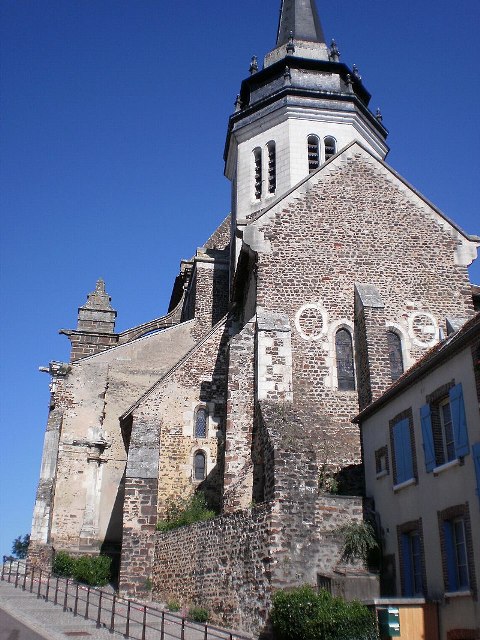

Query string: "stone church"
[[29, 0, 478, 633]]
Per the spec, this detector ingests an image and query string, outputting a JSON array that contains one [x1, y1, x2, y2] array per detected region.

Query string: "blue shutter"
[[420, 404, 435, 472], [473, 442, 480, 505], [394, 420, 406, 483], [402, 534, 413, 596], [443, 520, 458, 591], [394, 418, 413, 483], [450, 383, 469, 458], [402, 420, 414, 481]]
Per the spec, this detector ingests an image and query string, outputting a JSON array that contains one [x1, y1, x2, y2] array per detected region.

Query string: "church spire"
[[276, 0, 326, 46]]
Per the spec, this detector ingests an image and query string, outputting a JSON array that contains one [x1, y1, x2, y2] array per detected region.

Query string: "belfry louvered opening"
[[267, 141, 276, 194], [308, 135, 320, 173], [253, 147, 262, 199], [324, 136, 336, 161]]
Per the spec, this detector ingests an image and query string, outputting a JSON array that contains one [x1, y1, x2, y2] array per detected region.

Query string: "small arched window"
[[307, 135, 320, 173], [335, 328, 355, 391], [253, 147, 262, 200], [387, 331, 404, 382], [324, 136, 336, 161], [194, 407, 207, 438], [194, 451, 206, 481], [267, 141, 276, 194]]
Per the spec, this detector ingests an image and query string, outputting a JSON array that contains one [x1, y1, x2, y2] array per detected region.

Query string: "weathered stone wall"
[[251, 146, 475, 471], [151, 399, 373, 636], [203, 215, 231, 251], [36, 322, 196, 558], [119, 319, 230, 597], [223, 319, 256, 511], [255, 401, 365, 587], [354, 284, 394, 411], [120, 477, 158, 594], [69, 332, 118, 361], [27, 542, 54, 572], [152, 494, 367, 636], [153, 505, 273, 635], [191, 256, 229, 340]]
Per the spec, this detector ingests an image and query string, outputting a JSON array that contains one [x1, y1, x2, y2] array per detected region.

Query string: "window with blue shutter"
[[443, 520, 458, 591], [473, 442, 480, 505], [401, 534, 414, 596], [393, 418, 413, 484], [449, 383, 469, 458], [399, 526, 424, 597], [420, 404, 435, 472], [441, 510, 471, 593]]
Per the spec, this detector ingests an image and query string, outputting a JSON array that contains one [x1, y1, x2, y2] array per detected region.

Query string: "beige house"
[[357, 314, 480, 639]]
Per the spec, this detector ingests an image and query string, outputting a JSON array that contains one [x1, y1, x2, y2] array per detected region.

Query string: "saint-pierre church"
[[29, 0, 479, 635]]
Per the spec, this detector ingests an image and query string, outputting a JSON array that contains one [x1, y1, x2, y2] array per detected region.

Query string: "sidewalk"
[[0, 578, 114, 640], [0, 563, 250, 640]]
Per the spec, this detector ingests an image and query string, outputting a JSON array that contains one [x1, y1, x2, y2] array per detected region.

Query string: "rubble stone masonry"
[[153, 494, 366, 636], [252, 148, 475, 469]]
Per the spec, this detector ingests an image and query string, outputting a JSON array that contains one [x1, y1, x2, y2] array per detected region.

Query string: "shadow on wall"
[[101, 472, 125, 586], [197, 321, 230, 513]]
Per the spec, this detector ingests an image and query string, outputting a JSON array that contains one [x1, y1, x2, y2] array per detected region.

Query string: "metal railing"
[[1, 560, 251, 640]]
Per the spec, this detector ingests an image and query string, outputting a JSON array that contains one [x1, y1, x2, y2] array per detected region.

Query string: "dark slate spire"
[[276, 0, 326, 46]]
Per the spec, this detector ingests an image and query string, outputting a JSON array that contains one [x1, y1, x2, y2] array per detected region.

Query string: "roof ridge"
[[120, 314, 229, 420], [246, 140, 477, 243]]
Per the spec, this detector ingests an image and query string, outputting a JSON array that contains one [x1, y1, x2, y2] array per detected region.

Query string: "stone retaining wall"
[[152, 494, 369, 636]]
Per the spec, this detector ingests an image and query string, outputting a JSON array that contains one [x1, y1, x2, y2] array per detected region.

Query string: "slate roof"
[[276, 0, 326, 46]]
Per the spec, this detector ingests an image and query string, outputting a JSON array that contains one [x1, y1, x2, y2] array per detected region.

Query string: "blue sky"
[[1, 0, 479, 558]]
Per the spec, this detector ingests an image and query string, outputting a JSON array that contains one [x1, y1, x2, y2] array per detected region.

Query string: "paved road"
[[0, 607, 50, 640]]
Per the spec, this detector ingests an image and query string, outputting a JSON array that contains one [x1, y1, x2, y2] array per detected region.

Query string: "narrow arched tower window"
[[195, 407, 207, 438], [194, 451, 206, 481], [308, 135, 320, 173], [387, 331, 404, 382], [253, 147, 262, 199], [324, 136, 336, 161], [267, 141, 276, 194], [335, 329, 355, 391]]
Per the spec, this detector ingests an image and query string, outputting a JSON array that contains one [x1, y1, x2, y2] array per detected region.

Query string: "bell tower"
[[225, 0, 389, 258]]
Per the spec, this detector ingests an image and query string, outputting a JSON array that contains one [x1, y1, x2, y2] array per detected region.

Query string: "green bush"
[[340, 521, 378, 564], [167, 600, 181, 612], [53, 551, 76, 577], [157, 493, 215, 532], [271, 586, 379, 640], [73, 555, 111, 586], [52, 551, 111, 586], [187, 606, 209, 623]]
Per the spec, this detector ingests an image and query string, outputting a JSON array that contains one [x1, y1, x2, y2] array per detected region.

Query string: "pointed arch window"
[[194, 451, 206, 481], [267, 141, 276, 194], [308, 135, 320, 173], [253, 147, 262, 200], [335, 328, 355, 391], [194, 407, 207, 438], [387, 331, 404, 382], [324, 136, 336, 161]]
